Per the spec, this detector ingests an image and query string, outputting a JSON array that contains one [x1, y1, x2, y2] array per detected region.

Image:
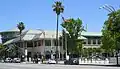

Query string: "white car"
[[48, 59, 56, 64], [13, 58, 21, 63], [5, 58, 12, 63]]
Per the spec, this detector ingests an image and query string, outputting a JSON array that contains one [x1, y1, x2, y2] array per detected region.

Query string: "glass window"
[[54, 39, 57, 46], [59, 40, 62, 46], [83, 40, 86, 44], [34, 41, 37, 47], [93, 39, 96, 44], [27, 41, 33, 47], [45, 40, 51, 46], [88, 39, 91, 44], [38, 40, 42, 46]]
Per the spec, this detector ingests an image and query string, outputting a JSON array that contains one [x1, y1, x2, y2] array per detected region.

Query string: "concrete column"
[[25, 41, 27, 62], [32, 41, 35, 58], [43, 39, 45, 56], [96, 39, 98, 45], [91, 39, 93, 45], [86, 39, 88, 45], [51, 38, 54, 59], [21, 42, 26, 53], [36, 41, 38, 46]]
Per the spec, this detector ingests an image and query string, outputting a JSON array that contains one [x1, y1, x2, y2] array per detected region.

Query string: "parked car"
[[13, 58, 21, 63], [64, 54, 79, 65], [64, 58, 79, 65], [0, 59, 4, 63], [48, 59, 56, 64], [4, 58, 13, 63]]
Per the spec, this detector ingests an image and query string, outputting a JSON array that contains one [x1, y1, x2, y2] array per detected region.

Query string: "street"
[[0, 63, 119, 69]]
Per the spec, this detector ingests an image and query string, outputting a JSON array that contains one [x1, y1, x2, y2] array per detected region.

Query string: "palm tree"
[[17, 22, 25, 58], [17, 22, 25, 41], [52, 1, 64, 63]]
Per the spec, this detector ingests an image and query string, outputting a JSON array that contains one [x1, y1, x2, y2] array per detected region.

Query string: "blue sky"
[[0, 0, 120, 32]]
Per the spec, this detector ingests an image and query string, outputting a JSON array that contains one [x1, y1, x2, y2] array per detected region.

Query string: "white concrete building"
[[0, 28, 102, 60]]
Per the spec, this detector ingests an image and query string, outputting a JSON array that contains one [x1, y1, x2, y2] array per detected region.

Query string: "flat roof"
[[81, 32, 102, 36]]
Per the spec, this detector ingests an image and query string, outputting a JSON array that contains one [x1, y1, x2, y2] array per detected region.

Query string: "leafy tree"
[[101, 9, 120, 58], [8, 44, 23, 58], [61, 18, 85, 54], [76, 41, 83, 56], [82, 48, 89, 58], [52, 1, 64, 63], [107, 9, 120, 49], [0, 44, 6, 59], [101, 21, 115, 57], [0, 43, 4, 49], [0, 43, 23, 59]]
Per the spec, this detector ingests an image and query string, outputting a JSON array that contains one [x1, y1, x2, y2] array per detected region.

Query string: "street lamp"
[[61, 15, 68, 60], [100, 4, 119, 65], [99, 4, 115, 12]]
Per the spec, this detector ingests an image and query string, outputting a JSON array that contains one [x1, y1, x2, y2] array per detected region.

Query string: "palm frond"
[[52, 1, 64, 15]]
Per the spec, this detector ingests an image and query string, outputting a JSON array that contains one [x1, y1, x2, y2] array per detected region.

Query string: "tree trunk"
[[56, 14, 59, 64]]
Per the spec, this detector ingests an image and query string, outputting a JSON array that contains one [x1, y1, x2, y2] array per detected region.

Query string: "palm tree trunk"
[[56, 14, 59, 64], [20, 32, 22, 58]]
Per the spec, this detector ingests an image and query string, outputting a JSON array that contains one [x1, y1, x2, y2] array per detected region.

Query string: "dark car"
[[64, 54, 79, 65], [64, 58, 79, 65]]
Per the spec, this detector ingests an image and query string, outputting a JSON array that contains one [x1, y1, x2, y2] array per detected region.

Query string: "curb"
[[79, 64, 120, 67]]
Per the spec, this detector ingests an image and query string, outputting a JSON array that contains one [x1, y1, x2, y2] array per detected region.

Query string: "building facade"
[[0, 28, 102, 60], [81, 32, 102, 48]]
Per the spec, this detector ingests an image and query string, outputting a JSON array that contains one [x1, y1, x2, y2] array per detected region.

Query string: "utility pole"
[[61, 16, 68, 59], [65, 31, 67, 59]]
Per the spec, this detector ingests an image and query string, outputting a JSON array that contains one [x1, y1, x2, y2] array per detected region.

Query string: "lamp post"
[[61, 16, 68, 60], [100, 4, 119, 65]]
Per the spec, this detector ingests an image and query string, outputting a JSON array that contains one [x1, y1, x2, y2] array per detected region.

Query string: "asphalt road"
[[0, 63, 119, 69]]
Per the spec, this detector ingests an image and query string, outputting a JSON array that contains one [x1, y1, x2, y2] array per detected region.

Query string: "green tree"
[[82, 48, 88, 58], [0, 44, 6, 59], [101, 9, 120, 57], [107, 9, 120, 50], [52, 1, 64, 63], [76, 41, 83, 56], [61, 18, 85, 54], [101, 6, 120, 65], [7, 44, 23, 58], [101, 21, 115, 57]]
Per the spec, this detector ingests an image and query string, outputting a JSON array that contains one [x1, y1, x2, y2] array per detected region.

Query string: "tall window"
[[38, 40, 43, 46], [59, 40, 62, 46], [88, 39, 91, 44], [45, 40, 51, 46], [93, 39, 96, 44], [27, 41, 33, 47], [83, 40, 87, 44], [54, 39, 57, 46], [34, 41, 37, 47]]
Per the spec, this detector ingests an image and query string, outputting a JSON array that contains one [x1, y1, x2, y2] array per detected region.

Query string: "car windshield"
[[69, 54, 79, 58]]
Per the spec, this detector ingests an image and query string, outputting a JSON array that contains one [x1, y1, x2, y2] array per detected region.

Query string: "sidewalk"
[[79, 60, 120, 67], [21, 60, 120, 67]]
